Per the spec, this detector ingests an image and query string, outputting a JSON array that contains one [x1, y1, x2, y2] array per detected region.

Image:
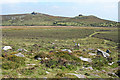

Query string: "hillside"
[[1, 12, 118, 27]]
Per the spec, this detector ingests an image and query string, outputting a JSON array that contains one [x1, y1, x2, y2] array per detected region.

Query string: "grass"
[[1, 26, 119, 78], [92, 32, 118, 43]]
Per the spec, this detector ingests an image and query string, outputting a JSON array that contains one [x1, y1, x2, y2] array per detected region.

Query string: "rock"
[[46, 71, 50, 74], [73, 40, 75, 43], [52, 43, 55, 45], [31, 12, 37, 15], [37, 57, 42, 60], [49, 51, 53, 53], [108, 72, 118, 77], [79, 56, 92, 62], [97, 49, 110, 58], [14, 53, 25, 57], [83, 49, 87, 51], [33, 44, 38, 47], [45, 57, 49, 60], [108, 62, 114, 65], [88, 53, 96, 56], [67, 73, 86, 78], [117, 60, 120, 66], [102, 70, 106, 73], [84, 73, 90, 76], [75, 43, 80, 47], [79, 69, 84, 71], [2, 46, 12, 51], [52, 46, 56, 49], [88, 48, 94, 51], [82, 66, 93, 70], [17, 48, 27, 52], [106, 49, 111, 53], [26, 64, 36, 66], [61, 49, 72, 53], [78, 44, 80, 47]]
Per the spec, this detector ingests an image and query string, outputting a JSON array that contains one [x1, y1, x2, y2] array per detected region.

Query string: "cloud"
[[0, 0, 119, 4]]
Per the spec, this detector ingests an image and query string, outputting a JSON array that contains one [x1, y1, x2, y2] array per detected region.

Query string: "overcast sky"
[[1, 0, 119, 21]]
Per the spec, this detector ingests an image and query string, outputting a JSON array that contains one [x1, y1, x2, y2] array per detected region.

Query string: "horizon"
[[1, 0, 119, 22]]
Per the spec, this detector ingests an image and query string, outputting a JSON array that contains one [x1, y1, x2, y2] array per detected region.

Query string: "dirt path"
[[89, 31, 110, 37]]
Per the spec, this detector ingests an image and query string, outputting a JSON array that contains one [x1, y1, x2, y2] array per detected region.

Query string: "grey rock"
[[97, 49, 110, 58], [67, 73, 86, 78], [14, 53, 25, 57], [88, 53, 96, 56], [17, 48, 27, 52], [108, 72, 118, 77], [37, 57, 42, 60], [106, 49, 111, 53], [83, 49, 87, 51], [2, 46, 12, 51], [79, 56, 92, 62], [82, 66, 93, 70], [61, 49, 72, 53], [88, 48, 94, 51], [108, 62, 114, 65]]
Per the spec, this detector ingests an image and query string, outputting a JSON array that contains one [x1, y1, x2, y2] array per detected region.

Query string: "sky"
[[0, 0, 119, 22]]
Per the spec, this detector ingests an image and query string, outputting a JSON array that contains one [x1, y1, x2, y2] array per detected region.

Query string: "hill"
[[1, 12, 118, 27]]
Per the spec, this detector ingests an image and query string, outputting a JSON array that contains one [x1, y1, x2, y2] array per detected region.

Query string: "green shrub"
[[56, 72, 66, 77], [2, 61, 19, 70], [65, 64, 76, 70], [20, 68, 34, 75], [45, 59, 58, 68], [38, 69, 47, 75], [7, 55, 25, 65], [92, 56, 109, 70], [34, 52, 50, 59]]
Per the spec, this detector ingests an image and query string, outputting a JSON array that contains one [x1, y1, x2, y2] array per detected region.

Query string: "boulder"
[[79, 56, 92, 62], [97, 49, 110, 58], [14, 53, 25, 57], [2, 46, 12, 51]]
